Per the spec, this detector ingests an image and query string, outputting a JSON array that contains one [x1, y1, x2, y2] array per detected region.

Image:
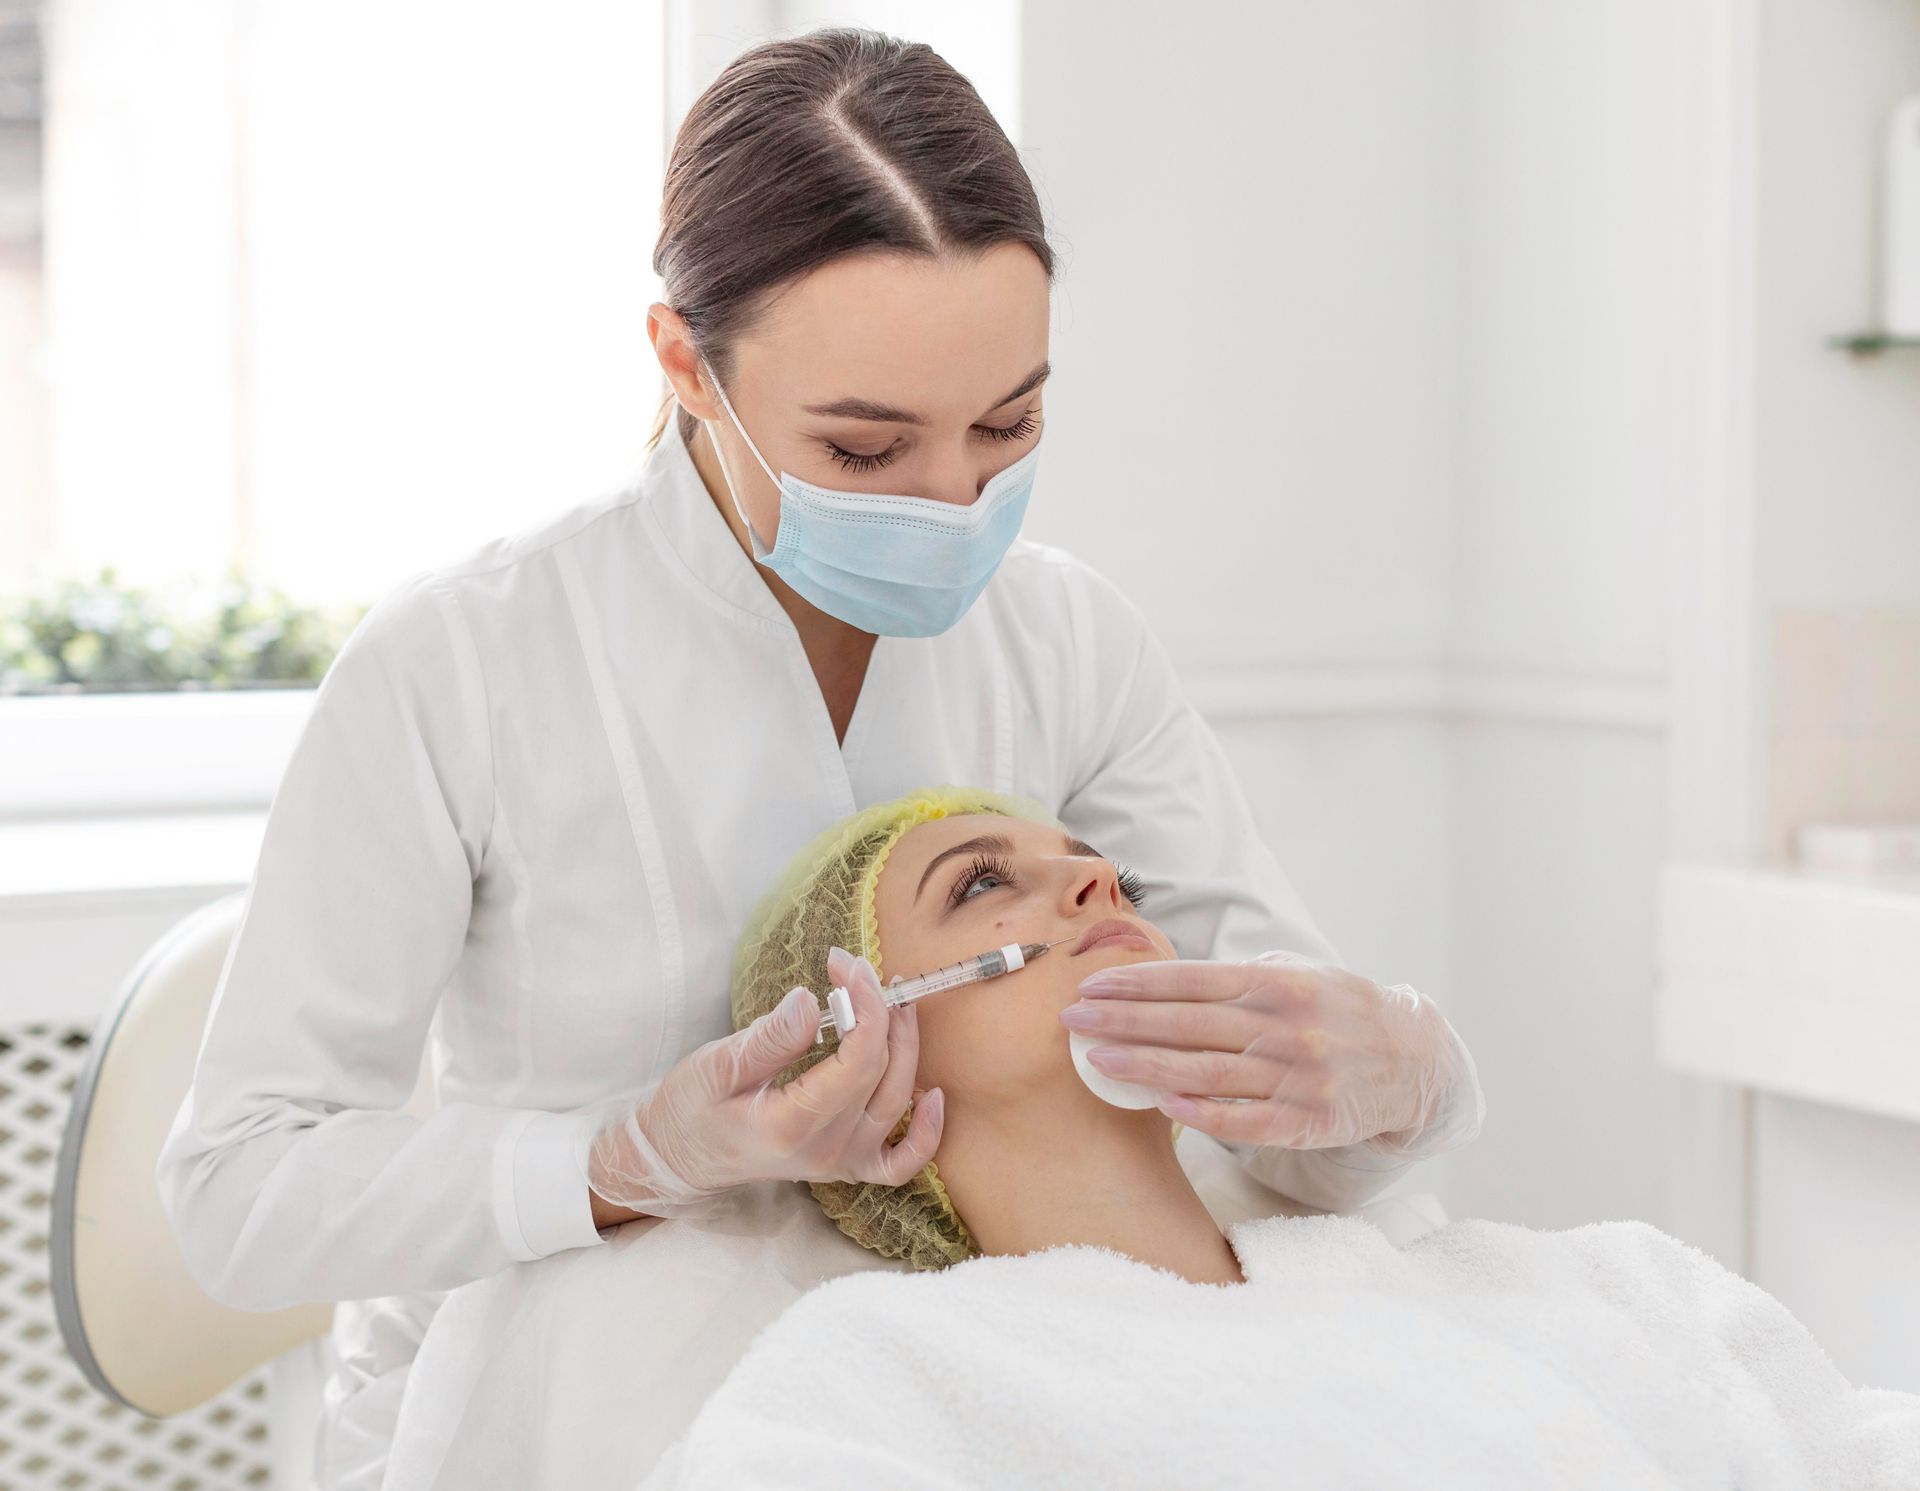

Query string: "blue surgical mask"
[[701, 368, 1041, 638]]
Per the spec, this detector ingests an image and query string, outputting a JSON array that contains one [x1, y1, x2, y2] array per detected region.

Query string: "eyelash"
[[945, 853, 1149, 911], [947, 853, 1016, 910], [826, 412, 1041, 472]]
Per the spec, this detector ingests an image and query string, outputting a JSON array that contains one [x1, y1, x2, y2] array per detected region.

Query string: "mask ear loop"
[[698, 358, 783, 555]]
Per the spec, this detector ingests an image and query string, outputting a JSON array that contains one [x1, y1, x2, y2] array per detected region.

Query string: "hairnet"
[[730, 784, 1061, 1270]]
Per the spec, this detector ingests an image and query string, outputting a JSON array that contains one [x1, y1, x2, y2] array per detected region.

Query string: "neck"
[[931, 1084, 1246, 1286]]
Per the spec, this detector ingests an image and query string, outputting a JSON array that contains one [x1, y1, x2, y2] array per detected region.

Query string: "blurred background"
[[1, 1, 1917, 1485]]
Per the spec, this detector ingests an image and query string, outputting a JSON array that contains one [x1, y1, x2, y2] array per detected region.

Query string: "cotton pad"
[[1068, 1031, 1162, 1110]]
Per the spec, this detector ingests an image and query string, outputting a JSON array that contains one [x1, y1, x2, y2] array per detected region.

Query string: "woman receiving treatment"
[[624, 785, 1919, 1490], [708, 783, 1282, 1284], [378, 784, 1438, 1490]]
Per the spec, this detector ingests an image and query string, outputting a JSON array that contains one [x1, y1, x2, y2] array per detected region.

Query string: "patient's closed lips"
[[1073, 918, 1156, 956]]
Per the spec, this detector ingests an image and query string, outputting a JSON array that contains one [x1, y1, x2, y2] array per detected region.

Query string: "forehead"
[[881, 813, 1061, 890], [734, 244, 1050, 418]]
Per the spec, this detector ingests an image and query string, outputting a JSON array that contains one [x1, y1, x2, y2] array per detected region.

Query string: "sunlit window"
[[3, 0, 666, 633]]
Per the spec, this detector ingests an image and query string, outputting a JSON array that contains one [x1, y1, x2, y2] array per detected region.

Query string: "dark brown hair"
[[647, 28, 1054, 450]]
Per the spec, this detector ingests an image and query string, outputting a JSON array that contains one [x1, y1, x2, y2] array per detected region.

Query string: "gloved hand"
[[586, 945, 945, 1218], [1059, 950, 1483, 1161]]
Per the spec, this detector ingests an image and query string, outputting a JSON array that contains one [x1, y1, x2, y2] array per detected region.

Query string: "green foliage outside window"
[[0, 565, 369, 695]]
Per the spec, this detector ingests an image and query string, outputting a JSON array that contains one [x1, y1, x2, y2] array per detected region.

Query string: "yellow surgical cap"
[[730, 784, 1061, 1270]]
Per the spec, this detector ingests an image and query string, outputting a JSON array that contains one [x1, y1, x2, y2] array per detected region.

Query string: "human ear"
[[647, 302, 723, 422]]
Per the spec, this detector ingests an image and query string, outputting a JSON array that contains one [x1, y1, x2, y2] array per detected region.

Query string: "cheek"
[[910, 1003, 981, 1095], [912, 968, 1078, 1097], [887, 907, 1032, 988]]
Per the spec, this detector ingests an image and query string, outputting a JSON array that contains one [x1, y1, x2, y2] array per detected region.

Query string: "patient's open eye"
[[948, 852, 1017, 910]]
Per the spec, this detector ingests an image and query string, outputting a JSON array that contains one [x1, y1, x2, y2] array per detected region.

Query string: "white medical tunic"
[[156, 420, 1482, 1487]]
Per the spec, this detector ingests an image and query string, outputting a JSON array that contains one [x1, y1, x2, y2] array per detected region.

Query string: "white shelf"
[[0, 810, 267, 909], [1657, 863, 1920, 1125], [0, 812, 266, 1025], [0, 689, 310, 817]]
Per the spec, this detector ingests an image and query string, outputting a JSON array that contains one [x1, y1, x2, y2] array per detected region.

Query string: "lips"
[[1072, 918, 1156, 957]]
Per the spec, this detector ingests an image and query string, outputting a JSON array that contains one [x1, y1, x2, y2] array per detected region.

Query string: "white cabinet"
[[1658, 863, 1920, 1124]]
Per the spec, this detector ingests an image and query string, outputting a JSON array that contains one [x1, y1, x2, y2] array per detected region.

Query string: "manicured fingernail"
[[1158, 1094, 1197, 1118], [1058, 1002, 1106, 1028], [1084, 1044, 1128, 1069], [1077, 975, 1127, 998]]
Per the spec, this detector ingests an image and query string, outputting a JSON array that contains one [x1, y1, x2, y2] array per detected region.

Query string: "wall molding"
[[0, 653, 1670, 819]]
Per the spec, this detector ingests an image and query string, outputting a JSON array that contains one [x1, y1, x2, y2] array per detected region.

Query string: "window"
[[5, 0, 667, 608]]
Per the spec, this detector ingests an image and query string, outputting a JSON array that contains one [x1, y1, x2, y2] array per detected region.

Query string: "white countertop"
[[1658, 861, 1920, 1125]]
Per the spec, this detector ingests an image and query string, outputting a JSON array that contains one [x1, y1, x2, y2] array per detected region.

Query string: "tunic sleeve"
[[1052, 557, 1484, 1212], [156, 571, 611, 1310]]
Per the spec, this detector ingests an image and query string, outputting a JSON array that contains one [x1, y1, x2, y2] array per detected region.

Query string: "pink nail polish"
[[1058, 1003, 1105, 1028]]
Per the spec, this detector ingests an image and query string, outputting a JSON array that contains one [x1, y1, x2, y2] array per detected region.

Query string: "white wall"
[[1217, 717, 1453, 1007], [1739, 0, 1920, 1393], [1444, 0, 1690, 1230], [1020, 0, 1693, 1236], [1018, 1, 1461, 675], [1015, 0, 1465, 1066], [1754, 0, 1920, 612]]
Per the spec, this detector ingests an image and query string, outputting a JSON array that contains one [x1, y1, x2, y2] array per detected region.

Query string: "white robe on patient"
[[379, 1130, 1424, 1488], [642, 1212, 1920, 1491]]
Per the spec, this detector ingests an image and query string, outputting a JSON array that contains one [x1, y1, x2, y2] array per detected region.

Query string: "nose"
[[1058, 856, 1128, 917], [921, 441, 1023, 507], [920, 457, 980, 507]]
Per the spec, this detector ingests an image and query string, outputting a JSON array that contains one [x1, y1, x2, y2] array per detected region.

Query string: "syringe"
[[814, 938, 1074, 1043]]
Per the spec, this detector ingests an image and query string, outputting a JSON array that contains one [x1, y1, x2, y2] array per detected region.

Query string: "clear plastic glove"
[[1060, 950, 1483, 1163], [586, 945, 945, 1219]]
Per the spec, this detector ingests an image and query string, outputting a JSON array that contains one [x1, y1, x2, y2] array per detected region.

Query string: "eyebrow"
[[802, 361, 1050, 427], [913, 827, 1103, 905]]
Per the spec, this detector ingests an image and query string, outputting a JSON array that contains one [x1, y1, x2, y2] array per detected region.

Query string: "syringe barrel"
[[886, 947, 1010, 1004], [817, 941, 1044, 1041]]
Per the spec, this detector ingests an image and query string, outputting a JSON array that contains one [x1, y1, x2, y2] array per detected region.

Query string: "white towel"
[[640, 1213, 1920, 1490], [380, 1129, 1384, 1489]]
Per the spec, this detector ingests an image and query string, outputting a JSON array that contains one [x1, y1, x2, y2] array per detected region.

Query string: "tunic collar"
[[638, 414, 795, 632]]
